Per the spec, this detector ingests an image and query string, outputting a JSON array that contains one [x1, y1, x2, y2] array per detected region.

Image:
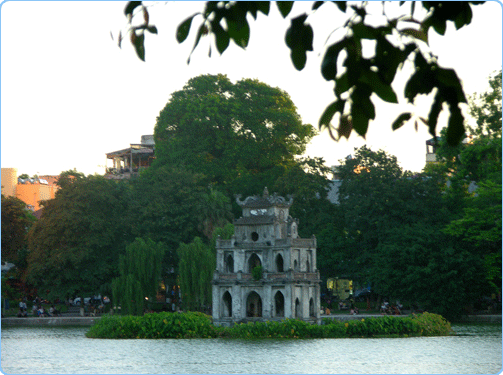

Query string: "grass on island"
[[85, 311, 452, 339]]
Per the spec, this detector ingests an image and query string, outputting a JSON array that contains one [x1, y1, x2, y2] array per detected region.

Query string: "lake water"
[[1, 324, 501, 374]]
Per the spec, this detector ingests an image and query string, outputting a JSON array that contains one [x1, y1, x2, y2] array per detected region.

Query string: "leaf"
[[333, 1, 347, 12], [256, 2, 271, 16], [227, 17, 250, 48], [312, 1, 324, 10], [124, 1, 142, 17], [454, 4, 473, 29], [334, 72, 350, 96], [351, 110, 369, 138], [187, 24, 207, 64], [285, 14, 313, 71], [352, 22, 379, 40], [432, 17, 447, 35], [146, 26, 158, 34], [427, 91, 444, 136], [337, 114, 353, 139], [290, 48, 307, 71], [446, 104, 466, 146], [401, 28, 428, 43], [319, 100, 345, 128], [277, 1, 294, 18], [143, 6, 149, 25], [176, 14, 198, 43], [361, 70, 398, 104], [391, 112, 412, 130], [212, 23, 230, 54], [321, 39, 346, 81], [435, 68, 467, 103]]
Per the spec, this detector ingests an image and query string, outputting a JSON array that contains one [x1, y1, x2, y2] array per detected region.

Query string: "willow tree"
[[112, 238, 165, 315], [177, 237, 214, 312]]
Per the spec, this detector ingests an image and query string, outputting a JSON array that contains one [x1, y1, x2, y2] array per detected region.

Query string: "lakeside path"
[[2, 313, 500, 327]]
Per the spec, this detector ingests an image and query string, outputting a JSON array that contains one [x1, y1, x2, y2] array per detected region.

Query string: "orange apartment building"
[[1, 168, 59, 211]]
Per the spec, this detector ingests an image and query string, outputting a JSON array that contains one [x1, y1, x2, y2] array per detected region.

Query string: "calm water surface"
[[1, 324, 501, 374]]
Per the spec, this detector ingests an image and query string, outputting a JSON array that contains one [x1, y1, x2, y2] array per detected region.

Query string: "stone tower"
[[212, 188, 321, 326]]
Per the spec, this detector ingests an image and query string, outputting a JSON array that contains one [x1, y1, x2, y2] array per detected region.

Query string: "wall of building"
[[1, 168, 59, 211], [1, 168, 18, 197], [16, 183, 55, 211]]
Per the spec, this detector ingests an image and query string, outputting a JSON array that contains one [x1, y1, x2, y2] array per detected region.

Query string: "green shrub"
[[86, 311, 220, 339], [86, 312, 451, 339], [412, 312, 452, 336]]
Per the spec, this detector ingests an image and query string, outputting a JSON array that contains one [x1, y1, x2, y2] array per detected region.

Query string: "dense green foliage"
[[112, 238, 165, 315], [86, 311, 452, 339], [120, 1, 485, 145], [25, 174, 134, 300], [153, 74, 316, 195], [1, 195, 36, 267]]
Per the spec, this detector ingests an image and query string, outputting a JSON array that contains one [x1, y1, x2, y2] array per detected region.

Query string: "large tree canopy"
[[326, 145, 490, 320], [154, 74, 315, 190], [120, 1, 485, 146], [1, 195, 36, 267], [25, 173, 134, 300]]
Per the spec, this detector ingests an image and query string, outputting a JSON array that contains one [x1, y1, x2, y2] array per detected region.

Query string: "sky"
[[1, 1, 502, 177]]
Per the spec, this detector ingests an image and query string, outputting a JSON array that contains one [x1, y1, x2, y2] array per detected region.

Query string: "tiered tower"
[[212, 188, 321, 326]]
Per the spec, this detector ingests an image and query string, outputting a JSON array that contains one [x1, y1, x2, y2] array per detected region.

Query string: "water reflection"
[[1, 324, 501, 374]]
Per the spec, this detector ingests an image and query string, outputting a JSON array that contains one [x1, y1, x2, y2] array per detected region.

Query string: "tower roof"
[[235, 187, 293, 208]]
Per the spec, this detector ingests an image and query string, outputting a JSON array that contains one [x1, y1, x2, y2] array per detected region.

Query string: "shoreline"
[[2, 313, 500, 327]]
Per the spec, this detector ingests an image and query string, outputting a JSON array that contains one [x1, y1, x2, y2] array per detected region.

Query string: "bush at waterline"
[[85, 311, 452, 339]]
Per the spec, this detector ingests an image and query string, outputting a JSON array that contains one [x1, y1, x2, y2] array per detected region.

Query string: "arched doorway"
[[225, 254, 234, 273], [295, 298, 301, 318], [246, 291, 262, 317], [275, 254, 284, 272], [274, 291, 285, 317], [248, 253, 262, 273], [222, 291, 232, 317], [309, 297, 315, 317]]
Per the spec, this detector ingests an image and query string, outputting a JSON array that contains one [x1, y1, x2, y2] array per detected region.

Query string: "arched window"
[[246, 291, 262, 317], [222, 291, 232, 317], [248, 253, 261, 273], [295, 298, 301, 318], [309, 298, 315, 317], [293, 259, 298, 271], [274, 291, 285, 317], [225, 254, 234, 273], [306, 260, 310, 273], [275, 254, 284, 272]]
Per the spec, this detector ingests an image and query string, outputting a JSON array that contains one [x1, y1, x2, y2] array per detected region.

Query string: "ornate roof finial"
[[263, 186, 269, 197]]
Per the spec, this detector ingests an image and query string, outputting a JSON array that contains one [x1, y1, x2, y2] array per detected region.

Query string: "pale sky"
[[1, 1, 502, 177]]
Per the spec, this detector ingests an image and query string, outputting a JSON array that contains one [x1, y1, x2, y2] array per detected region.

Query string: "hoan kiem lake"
[[1, 322, 501, 374]]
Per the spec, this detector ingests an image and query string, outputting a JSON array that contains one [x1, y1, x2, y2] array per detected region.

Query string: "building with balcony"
[[105, 135, 155, 179], [212, 188, 321, 326]]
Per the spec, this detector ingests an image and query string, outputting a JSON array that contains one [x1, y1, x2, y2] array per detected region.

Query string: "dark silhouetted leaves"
[[277, 1, 294, 17], [321, 39, 347, 81], [392, 112, 412, 130], [117, 1, 485, 145], [177, 14, 198, 43], [285, 14, 313, 71], [124, 1, 142, 17]]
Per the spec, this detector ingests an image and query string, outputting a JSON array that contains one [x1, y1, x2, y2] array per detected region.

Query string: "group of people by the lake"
[[380, 300, 403, 315], [16, 297, 60, 318]]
